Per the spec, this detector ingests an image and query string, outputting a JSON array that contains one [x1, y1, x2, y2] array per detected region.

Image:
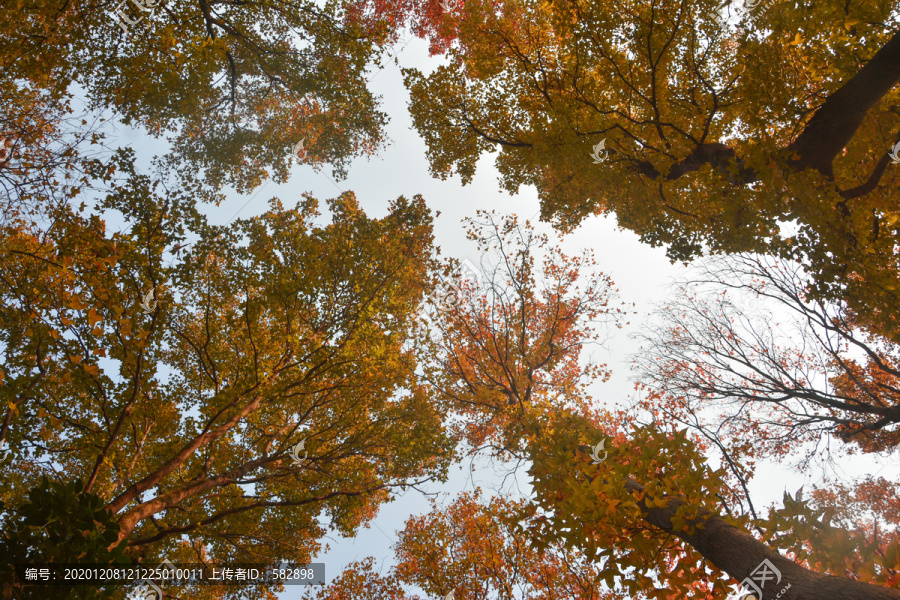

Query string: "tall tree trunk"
[[623, 477, 900, 600], [787, 30, 900, 177]]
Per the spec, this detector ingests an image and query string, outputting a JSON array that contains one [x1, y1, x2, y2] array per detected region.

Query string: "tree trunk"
[[787, 30, 900, 176], [624, 477, 900, 600]]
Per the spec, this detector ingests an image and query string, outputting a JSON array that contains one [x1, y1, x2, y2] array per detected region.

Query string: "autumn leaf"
[[403, 0, 900, 342]]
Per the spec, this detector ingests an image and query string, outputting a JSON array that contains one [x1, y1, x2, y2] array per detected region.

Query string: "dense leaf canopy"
[[403, 0, 900, 341], [2, 0, 900, 598]]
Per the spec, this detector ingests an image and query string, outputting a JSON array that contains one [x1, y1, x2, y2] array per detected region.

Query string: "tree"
[[411, 214, 900, 599], [631, 253, 900, 472], [0, 0, 401, 193], [0, 156, 456, 598], [304, 556, 419, 600], [0, 477, 130, 600], [627, 253, 900, 582], [415, 210, 628, 455], [307, 490, 631, 600], [401, 0, 900, 342], [0, 81, 104, 224]]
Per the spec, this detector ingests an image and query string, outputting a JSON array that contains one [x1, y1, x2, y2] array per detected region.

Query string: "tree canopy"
[[308, 489, 628, 600], [402, 0, 900, 342], [1, 0, 402, 193], [0, 153, 456, 597], [2, 0, 900, 598], [321, 214, 900, 600]]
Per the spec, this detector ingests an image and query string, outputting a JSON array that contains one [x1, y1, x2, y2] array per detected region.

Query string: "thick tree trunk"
[[625, 477, 900, 600], [787, 30, 900, 177], [627, 31, 900, 187]]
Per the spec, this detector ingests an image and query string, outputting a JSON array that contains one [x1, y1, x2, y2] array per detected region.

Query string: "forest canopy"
[[1, 0, 899, 599]]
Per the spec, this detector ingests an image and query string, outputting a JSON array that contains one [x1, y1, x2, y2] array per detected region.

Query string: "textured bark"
[[625, 477, 900, 600]]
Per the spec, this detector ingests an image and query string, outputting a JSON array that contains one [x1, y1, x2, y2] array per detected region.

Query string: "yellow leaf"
[[68, 296, 88, 310], [789, 33, 804, 45]]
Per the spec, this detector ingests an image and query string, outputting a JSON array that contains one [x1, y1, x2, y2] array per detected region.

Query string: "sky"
[[95, 23, 900, 600]]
